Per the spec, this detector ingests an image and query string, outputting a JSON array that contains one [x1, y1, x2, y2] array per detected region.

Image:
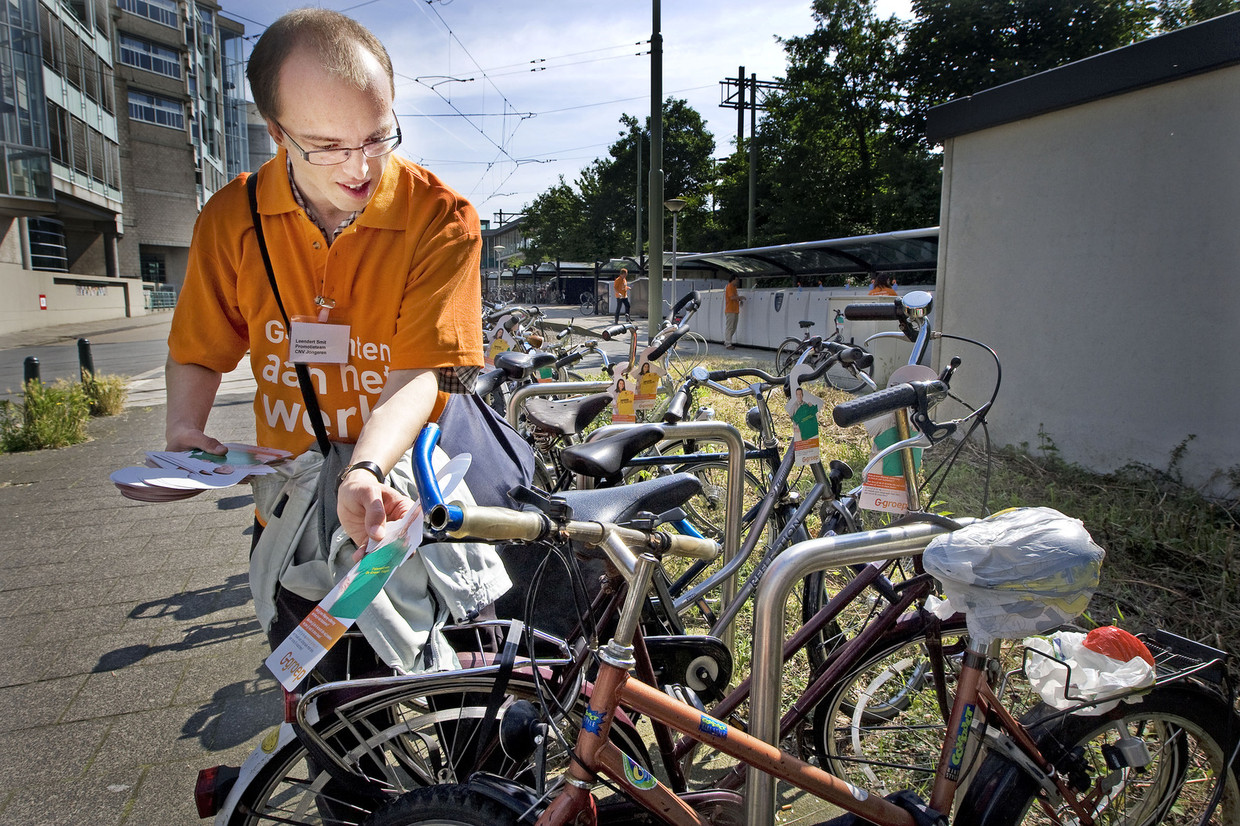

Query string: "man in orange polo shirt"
[[613, 267, 630, 323], [724, 273, 746, 349], [164, 10, 499, 673]]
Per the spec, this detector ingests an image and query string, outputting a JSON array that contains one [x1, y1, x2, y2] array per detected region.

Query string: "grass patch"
[[82, 371, 128, 416], [652, 352, 1240, 661], [0, 372, 128, 452], [1, 379, 91, 451]]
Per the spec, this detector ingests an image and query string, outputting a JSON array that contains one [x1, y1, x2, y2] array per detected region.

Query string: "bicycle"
[[774, 315, 876, 393], [362, 416, 1240, 825]]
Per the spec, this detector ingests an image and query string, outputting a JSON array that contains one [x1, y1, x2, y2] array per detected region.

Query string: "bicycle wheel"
[[956, 682, 1240, 826], [226, 673, 650, 826], [578, 292, 594, 315], [665, 332, 708, 381], [811, 618, 973, 802], [363, 783, 519, 826], [774, 337, 803, 376]]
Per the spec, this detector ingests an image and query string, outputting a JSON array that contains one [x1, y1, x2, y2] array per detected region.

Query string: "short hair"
[[620, 268, 628, 275], [247, 8, 395, 121]]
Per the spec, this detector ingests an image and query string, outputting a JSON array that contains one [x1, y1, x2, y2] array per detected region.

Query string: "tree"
[[723, 0, 939, 246], [519, 99, 717, 263], [900, 0, 1162, 134]]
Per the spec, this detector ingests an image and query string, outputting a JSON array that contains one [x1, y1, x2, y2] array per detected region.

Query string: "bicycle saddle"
[[555, 472, 701, 526], [524, 393, 612, 437], [559, 425, 664, 480], [474, 367, 506, 398], [798, 319, 816, 329], [494, 350, 556, 379]]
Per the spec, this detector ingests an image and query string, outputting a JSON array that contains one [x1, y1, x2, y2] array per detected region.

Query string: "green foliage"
[[0, 379, 91, 451], [82, 371, 128, 417], [520, 99, 718, 264]]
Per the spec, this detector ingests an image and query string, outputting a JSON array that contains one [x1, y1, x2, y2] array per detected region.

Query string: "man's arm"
[[336, 367, 439, 553], [165, 357, 226, 453]]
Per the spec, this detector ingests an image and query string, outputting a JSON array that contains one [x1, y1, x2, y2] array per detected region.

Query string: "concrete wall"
[[935, 64, 1240, 493], [0, 262, 138, 334]]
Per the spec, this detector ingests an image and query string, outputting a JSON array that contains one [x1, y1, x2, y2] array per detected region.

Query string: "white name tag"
[[289, 320, 350, 364]]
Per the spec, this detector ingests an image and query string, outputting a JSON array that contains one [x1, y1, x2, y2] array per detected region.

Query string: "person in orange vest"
[[613, 268, 630, 323], [724, 273, 746, 349], [868, 273, 898, 296]]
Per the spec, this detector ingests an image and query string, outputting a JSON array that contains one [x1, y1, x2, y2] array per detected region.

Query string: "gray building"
[[0, 0, 250, 333]]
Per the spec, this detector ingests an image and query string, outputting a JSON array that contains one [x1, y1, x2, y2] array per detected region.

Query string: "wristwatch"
[[337, 460, 385, 489]]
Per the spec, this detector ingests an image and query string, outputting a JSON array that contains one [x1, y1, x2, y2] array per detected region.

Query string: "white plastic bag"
[[1024, 630, 1156, 714], [923, 507, 1104, 645]]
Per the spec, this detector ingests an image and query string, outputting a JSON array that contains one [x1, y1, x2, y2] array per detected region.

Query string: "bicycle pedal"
[[663, 683, 707, 713]]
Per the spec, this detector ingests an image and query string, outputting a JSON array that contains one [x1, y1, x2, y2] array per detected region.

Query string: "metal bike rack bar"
[[587, 420, 746, 652], [505, 380, 613, 428], [744, 520, 974, 826]]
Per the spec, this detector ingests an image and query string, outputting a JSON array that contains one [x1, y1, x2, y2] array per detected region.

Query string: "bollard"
[[77, 338, 94, 379], [23, 356, 40, 385]]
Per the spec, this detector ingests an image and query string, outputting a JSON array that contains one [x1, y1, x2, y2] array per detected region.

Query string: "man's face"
[[268, 46, 395, 224]]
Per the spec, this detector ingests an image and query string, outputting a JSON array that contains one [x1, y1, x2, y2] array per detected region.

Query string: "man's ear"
[[266, 119, 283, 147]]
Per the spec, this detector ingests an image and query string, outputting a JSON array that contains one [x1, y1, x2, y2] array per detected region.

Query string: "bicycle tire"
[[811, 617, 973, 802], [578, 292, 594, 315], [225, 673, 650, 826], [363, 783, 519, 826], [955, 682, 1240, 826], [774, 338, 803, 376]]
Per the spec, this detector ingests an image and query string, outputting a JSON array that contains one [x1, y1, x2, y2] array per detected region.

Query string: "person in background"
[[724, 273, 745, 349], [613, 267, 630, 323], [869, 273, 898, 296]]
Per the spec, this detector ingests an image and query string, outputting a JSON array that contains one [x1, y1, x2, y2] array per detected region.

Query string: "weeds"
[[0, 372, 128, 453], [82, 371, 128, 416], [0, 379, 91, 451]]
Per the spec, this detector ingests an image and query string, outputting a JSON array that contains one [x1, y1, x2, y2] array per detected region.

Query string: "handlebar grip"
[[656, 531, 720, 561], [832, 383, 919, 427], [671, 290, 700, 316], [601, 323, 632, 341], [429, 502, 551, 541], [556, 327, 571, 340], [844, 302, 901, 321], [663, 387, 692, 423], [554, 351, 584, 369], [646, 326, 686, 360], [832, 381, 946, 428]]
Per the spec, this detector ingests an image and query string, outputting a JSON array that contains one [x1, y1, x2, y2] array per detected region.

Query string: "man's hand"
[[165, 424, 227, 455], [338, 473, 414, 561], [164, 358, 226, 453]]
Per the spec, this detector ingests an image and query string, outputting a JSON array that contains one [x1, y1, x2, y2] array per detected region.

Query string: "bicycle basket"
[[923, 507, 1105, 645]]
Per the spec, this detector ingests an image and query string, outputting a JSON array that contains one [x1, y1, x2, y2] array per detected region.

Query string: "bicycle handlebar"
[[843, 302, 900, 322], [427, 502, 719, 561], [670, 290, 701, 318], [832, 380, 949, 428], [645, 325, 687, 361], [601, 322, 637, 341]]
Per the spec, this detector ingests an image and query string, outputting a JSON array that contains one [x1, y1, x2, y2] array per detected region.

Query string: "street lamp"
[[664, 198, 687, 318], [493, 245, 506, 300]]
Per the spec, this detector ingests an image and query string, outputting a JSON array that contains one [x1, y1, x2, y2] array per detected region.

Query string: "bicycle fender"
[[212, 722, 300, 826]]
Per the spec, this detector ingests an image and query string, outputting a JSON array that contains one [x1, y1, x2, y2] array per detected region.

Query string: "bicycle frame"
[[539, 523, 1007, 826]]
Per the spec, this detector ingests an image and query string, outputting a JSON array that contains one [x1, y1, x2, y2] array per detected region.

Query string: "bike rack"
[[744, 519, 975, 826], [586, 421, 745, 653], [505, 380, 613, 429]]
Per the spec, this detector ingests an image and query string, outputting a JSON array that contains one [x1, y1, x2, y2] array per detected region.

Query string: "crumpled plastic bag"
[[1024, 630, 1156, 715], [923, 507, 1104, 645]]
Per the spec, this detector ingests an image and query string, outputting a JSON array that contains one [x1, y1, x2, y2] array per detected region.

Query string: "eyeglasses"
[[276, 113, 402, 166]]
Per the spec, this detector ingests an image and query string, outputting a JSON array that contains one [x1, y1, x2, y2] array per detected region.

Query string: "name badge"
[[289, 320, 350, 364]]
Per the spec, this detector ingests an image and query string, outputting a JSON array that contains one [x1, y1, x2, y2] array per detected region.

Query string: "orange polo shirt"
[[168, 149, 483, 455], [614, 274, 629, 299], [725, 281, 741, 314]]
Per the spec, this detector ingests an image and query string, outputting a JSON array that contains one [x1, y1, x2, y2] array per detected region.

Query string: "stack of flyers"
[[111, 443, 292, 502]]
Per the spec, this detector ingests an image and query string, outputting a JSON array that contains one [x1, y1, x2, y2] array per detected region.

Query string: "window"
[[119, 34, 181, 79], [140, 251, 166, 284], [118, 0, 177, 28], [128, 90, 184, 130]]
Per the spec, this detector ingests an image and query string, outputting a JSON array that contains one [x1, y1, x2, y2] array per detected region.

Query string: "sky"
[[223, 0, 912, 226]]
